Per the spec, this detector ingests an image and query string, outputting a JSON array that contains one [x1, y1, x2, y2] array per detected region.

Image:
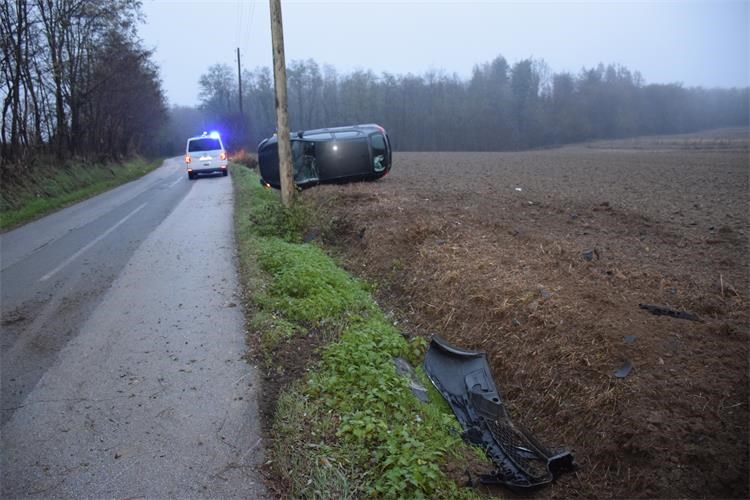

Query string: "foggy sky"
[[139, 0, 749, 107]]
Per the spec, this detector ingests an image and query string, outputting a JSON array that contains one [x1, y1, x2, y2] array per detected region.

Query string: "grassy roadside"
[[0, 156, 162, 230], [231, 164, 484, 498]]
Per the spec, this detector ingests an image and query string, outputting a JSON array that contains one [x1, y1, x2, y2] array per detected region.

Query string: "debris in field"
[[623, 335, 637, 345], [424, 335, 576, 489], [393, 357, 429, 403], [303, 229, 318, 242], [582, 248, 600, 261], [639, 304, 701, 322], [614, 360, 634, 378], [514, 187, 523, 192]]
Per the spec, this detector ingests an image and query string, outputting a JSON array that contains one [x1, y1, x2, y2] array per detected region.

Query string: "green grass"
[[0, 157, 162, 230], [231, 164, 483, 498]]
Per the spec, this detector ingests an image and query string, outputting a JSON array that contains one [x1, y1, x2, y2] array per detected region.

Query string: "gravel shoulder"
[[1, 175, 266, 498]]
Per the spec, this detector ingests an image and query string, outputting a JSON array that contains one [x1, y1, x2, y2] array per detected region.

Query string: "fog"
[[140, 0, 749, 107]]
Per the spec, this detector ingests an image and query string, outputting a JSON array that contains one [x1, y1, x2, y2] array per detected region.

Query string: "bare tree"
[[1, 0, 165, 167]]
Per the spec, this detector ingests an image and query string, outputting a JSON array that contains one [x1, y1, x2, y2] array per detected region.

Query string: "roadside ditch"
[[230, 164, 486, 498]]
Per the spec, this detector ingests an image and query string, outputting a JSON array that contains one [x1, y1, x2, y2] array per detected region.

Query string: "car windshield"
[[188, 138, 221, 152]]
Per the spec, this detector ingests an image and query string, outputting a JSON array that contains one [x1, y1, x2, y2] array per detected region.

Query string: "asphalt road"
[[0, 159, 266, 498]]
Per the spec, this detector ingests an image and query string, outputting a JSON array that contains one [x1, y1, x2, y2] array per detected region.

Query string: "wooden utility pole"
[[236, 47, 244, 116], [269, 0, 294, 207]]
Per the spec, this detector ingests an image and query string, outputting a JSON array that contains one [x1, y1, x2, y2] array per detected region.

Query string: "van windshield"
[[188, 138, 221, 152]]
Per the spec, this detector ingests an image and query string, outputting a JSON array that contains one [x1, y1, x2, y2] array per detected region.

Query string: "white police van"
[[184, 132, 228, 180]]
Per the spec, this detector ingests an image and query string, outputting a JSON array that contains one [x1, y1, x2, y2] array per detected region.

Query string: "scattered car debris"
[[393, 357, 429, 403], [423, 335, 576, 490], [639, 304, 701, 322], [614, 360, 634, 378]]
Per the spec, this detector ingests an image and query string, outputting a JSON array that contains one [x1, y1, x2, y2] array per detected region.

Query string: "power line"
[[248, 0, 256, 46], [235, 1, 244, 49]]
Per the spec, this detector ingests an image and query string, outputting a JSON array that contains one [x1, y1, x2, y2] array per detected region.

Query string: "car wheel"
[[188, 173, 195, 180], [222, 170, 228, 177]]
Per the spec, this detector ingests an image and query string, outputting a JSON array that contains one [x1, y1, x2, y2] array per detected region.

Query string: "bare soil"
[[302, 128, 750, 498]]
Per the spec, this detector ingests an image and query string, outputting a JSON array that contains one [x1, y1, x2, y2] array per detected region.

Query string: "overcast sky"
[[139, 0, 749, 107]]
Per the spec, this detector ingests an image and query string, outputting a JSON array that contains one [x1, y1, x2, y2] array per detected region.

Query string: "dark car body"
[[257, 124, 392, 189]]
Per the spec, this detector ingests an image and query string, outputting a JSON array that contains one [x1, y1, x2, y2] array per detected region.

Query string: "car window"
[[188, 138, 222, 152], [371, 133, 389, 172]]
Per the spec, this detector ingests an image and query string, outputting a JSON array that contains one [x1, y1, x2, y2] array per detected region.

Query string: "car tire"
[[222, 170, 228, 177], [188, 173, 195, 180]]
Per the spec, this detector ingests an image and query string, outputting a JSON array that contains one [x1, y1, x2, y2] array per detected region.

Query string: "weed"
[[250, 311, 299, 352], [254, 238, 375, 324]]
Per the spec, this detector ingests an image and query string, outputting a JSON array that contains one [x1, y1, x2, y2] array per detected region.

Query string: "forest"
[[2, 1, 748, 164], [170, 56, 748, 153], [0, 0, 166, 167]]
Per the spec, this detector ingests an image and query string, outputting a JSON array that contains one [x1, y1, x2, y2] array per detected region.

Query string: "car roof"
[[260, 124, 384, 147], [301, 124, 382, 137]]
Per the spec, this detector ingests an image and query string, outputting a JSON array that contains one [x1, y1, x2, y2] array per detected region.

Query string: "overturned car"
[[257, 124, 392, 189]]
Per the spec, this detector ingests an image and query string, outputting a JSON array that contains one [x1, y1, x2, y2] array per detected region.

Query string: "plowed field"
[[302, 128, 749, 498]]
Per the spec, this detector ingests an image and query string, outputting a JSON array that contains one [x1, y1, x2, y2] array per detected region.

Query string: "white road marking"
[[168, 176, 183, 188], [38, 203, 148, 282]]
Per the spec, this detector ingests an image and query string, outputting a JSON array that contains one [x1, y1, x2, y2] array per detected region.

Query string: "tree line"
[[187, 55, 748, 152], [1, 0, 166, 167]]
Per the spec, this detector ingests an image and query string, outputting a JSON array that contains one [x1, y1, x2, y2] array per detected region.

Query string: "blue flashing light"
[[209, 131, 221, 139]]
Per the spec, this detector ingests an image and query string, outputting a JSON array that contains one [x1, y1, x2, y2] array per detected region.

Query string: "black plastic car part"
[[423, 335, 576, 489], [638, 303, 701, 322]]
